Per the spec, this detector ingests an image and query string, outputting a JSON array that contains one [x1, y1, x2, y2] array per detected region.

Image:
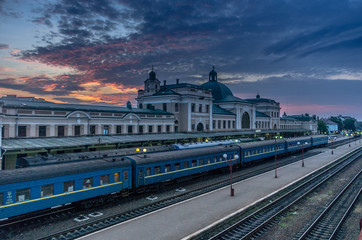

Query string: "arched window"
[[241, 112, 250, 129], [196, 123, 204, 132]]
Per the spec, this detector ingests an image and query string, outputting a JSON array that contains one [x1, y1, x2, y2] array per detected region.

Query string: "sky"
[[0, 0, 362, 120]]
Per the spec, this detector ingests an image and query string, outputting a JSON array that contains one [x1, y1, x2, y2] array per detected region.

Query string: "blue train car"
[[311, 135, 328, 147], [128, 145, 240, 189], [285, 136, 312, 153], [0, 157, 132, 219], [239, 139, 286, 164]]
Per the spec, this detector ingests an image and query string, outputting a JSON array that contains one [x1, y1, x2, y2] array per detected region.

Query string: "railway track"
[[29, 152, 321, 240], [295, 169, 361, 240], [195, 147, 362, 240]]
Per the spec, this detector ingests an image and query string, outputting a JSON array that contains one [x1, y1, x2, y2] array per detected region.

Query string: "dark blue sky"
[[0, 0, 362, 119]]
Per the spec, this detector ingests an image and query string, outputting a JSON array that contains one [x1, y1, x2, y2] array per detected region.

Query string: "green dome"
[[201, 81, 233, 101]]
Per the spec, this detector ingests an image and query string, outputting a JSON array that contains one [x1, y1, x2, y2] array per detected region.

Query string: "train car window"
[[83, 178, 93, 189], [199, 159, 204, 165], [124, 171, 129, 180], [114, 173, 120, 182], [146, 168, 151, 176], [174, 163, 180, 170], [16, 188, 30, 202], [100, 175, 109, 185], [0, 192, 3, 205], [41, 184, 54, 197], [64, 180, 75, 192], [207, 158, 211, 164], [165, 164, 171, 172], [192, 160, 197, 167], [183, 161, 189, 168], [213, 156, 218, 162], [154, 166, 161, 174]]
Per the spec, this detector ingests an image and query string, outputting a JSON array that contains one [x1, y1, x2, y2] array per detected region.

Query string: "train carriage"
[[239, 139, 286, 164], [285, 136, 312, 153], [127, 145, 240, 189], [0, 157, 132, 219], [311, 135, 328, 147]]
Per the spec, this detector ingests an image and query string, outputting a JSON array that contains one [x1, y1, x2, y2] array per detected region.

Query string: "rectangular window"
[[39, 126, 46, 137], [228, 121, 231, 128], [90, 125, 96, 135], [116, 125, 122, 134], [218, 120, 221, 129], [199, 158, 204, 165], [100, 175, 109, 185], [154, 166, 161, 174], [214, 156, 218, 162], [148, 125, 153, 133], [18, 126, 27, 137], [0, 192, 3, 206], [166, 125, 170, 132], [199, 104, 202, 112], [192, 160, 197, 167], [175, 103, 179, 112], [223, 121, 226, 129], [183, 161, 189, 168], [191, 103, 195, 112], [206, 105, 209, 113], [213, 120, 216, 129], [64, 180, 75, 192], [146, 168, 151, 176], [74, 125, 81, 136], [58, 126, 65, 137], [233, 121, 235, 128], [123, 171, 128, 180], [114, 173, 120, 182], [157, 125, 162, 133], [175, 163, 180, 170], [83, 177, 93, 189], [16, 188, 30, 202], [41, 184, 54, 197], [163, 103, 167, 111], [207, 158, 211, 164], [165, 164, 171, 172], [128, 125, 133, 134], [103, 125, 109, 135]]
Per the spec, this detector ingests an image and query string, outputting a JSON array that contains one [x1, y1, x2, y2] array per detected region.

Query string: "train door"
[[122, 170, 130, 189], [138, 168, 145, 186]]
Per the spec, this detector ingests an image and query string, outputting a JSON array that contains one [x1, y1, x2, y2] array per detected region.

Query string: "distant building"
[[321, 119, 338, 134], [280, 113, 318, 134]]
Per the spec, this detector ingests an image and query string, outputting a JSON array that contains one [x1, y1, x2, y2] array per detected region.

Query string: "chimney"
[[176, 79, 179, 84], [164, 80, 166, 86]]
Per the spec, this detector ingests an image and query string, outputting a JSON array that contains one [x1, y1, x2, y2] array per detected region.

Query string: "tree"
[[343, 118, 356, 131], [329, 116, 343, 131], [317, 120, 328, 134]]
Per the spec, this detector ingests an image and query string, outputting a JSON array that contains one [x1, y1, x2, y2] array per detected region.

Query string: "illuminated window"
[[0, 193, 3, 206], [165, 164, 171, 172], [123, 171, 129, 180], [114, 173, 120, 182], [146, 168, 151, 176], [175, 163, 180, 170], [192, 160, 197, 167], [154, 166, 161, 174]]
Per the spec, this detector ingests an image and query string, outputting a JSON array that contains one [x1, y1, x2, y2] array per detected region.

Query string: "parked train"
[[0, 135, 328, 220]]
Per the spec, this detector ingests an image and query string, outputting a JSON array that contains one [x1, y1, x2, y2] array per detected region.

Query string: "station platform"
[[79, 140, 362, 240]]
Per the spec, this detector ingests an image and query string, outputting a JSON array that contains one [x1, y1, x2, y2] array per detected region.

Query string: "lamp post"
[[297, 141, 308, 167], [98, 137, 101, 159], [223, 153, 239, 196], [274, 136, 282, 178], [331, 138, 334, 155]]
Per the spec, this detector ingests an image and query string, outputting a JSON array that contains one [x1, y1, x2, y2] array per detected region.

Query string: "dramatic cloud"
[[1, 0, 362, 119]]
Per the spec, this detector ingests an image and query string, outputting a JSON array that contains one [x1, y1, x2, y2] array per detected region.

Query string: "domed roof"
[[201, 66, 233, 101], [201, 81, 233, 101]]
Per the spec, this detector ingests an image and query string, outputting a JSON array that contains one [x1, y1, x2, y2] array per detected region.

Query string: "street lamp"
[[297, 141, 308, 167], [274, 136, 283, 178], [223, 153, 239, 196]]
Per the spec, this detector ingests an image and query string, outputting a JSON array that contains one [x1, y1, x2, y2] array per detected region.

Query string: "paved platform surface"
[[79, 139, 362, 240]]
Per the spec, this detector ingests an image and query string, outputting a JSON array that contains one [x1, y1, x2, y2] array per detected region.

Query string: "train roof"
[[311, 135, 328, 138], [284, 136, 312, 143], [128, 145, 240, 165], [0, 157, 131, 185], [238, 139, 285, 148]]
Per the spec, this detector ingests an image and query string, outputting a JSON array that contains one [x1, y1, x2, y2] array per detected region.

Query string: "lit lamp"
[[297, 141, 308, 167], [143, 148, 147, 153], [223, 153, 239, 197]]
